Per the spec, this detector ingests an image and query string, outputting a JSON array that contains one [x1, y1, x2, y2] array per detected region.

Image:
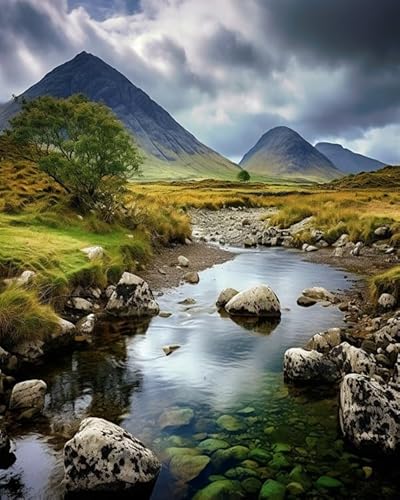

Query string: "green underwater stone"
[[258, 479, 286, 500], [242, 477, 262, 494], [249, 448, 272, 464], [193, 480, 245, 500], [198, 438, 230, 454], [315, 475, 344, 489], [217, 415, 245, 432], [269, 452, 291, 470]]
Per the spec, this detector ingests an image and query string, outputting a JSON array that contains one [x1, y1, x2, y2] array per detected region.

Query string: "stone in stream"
[[169, 453, 210, 482], [162, 344, 181, 356], [339, 373, 400, 454], [225, 285, 281, 318], [330, 342, 376, 376], [259, 479, 286, 499], [306, 328, 342, 353], [106, 272, 159, 317], [216, 288, 239, 308], [302, 287, 336, 303], [283, 348, 338, 383], [9, 379, 47, 419], [378, 293, 396, 310], [0, 429, 11, 459], [193, 479, 245, 500], [297, 295, 316, 307], [76, 313, 97, 335], [198, 438, 230, 454], [63, 417, 160, 493], [183, 271, 200, 284], [216, 414, 245, 432], [159, 407, 194, 429]]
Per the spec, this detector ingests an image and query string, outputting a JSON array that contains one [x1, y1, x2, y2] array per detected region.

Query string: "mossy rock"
[[249, 448, 272, 464], [198, 438, 230, 454], [216, 415, 245, 432], [289, 465, 312, 489], [286, 482, 305, 496], [258, 479, 286, 500], [237, 406, 256, 415], [165, 447, 200, 461], [212, 446, 249, 469], [242, 477, 262, 494], [315, 476, 344, 489], [273, 443, 291, 454], [225, 466, 259, 480], [159, 407, 194, 429], [193, 479, 245, 500], [169, 454, 210, 482], [268, 453, 291, 470]]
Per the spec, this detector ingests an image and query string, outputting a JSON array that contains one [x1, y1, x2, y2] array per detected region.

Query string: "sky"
[[0, 0, 399, 164]]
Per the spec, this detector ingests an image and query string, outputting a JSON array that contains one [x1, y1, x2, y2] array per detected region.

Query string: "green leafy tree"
[[237, 169, 251, 182], [7, 94, 142, 211]]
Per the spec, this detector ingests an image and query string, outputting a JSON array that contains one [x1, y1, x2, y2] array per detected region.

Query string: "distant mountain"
[[240, 126, 342, 183], [315, 142, 386, 174], [0, 52, 239, 180]]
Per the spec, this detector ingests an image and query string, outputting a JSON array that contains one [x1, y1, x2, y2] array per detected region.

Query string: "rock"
[[9, 379, 47, 417], [363, 466, 373, 479], [332, 247, 345, 257], [225, 285, 280, 318], [378, 293, 396, 310], [162, 345, 181, 356], [81, 246, 104, 260], [178, 255, 189, 267], [193, 480, 245, 500], [333, 234, 349, 247], [306, 328, 341, 353], [105, 285, 116, 298], [69, 297, 94, 312], [259, 479, 286, 499], [178, 297, 196, 305], [198, 438, 229, 454], [183, 271, 200, 284], [302, 287, 335, 303], [185, 238, 192, 245], [216, 415, 245, 432], [106, 272, 159, 317], [302, 244, 318, 252], [351, 241, 363, 256], [286, 482, 304, 495], [63, 417, 160, 492], [242, 478, 262, 494], [212, 446, 249, 468], [248, 448, 271, 464], [11, 339, 44, 362], [170, 454, 210, 482], [296, 295, 316, 307], [159, 311, 172, 318], [315, 476, 343, 489], [76, 313, 97, 335], [0, 429, 11, 458], [244, 238, 256, 248], [374, 226, 391, 239], [330, 342, 376, 376], [159, 407, 194, 429], [216, 288, 239, 308], [16, 270, 36, 285], [283, 348, 338, 383], [340, 374, 400, 454], [58, 317, 76, 335]]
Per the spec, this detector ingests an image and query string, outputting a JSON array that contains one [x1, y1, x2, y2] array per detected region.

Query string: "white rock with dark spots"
[[106, 273, 159, 317], [339, 373, 400, 454], [330, 342, 376, 376], [63, 417, 161, 492], [283, 348, 338, 383], [76, 314, 97, 335], [225, 284, 280, 318], [9, 379, 47, 415], [216, 288, 239, 308]]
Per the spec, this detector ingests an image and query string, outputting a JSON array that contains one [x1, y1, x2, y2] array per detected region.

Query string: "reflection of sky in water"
[[125, 248, 351, 415], [0, 248, 355, 499]]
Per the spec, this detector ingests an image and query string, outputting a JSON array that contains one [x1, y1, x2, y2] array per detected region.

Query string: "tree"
[[237, 169, 251, 182], [7, 94, 142, 211]]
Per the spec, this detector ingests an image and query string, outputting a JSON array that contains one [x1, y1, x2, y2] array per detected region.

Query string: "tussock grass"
[[370, 266, 400, 306], [0, 286, 60, 348]]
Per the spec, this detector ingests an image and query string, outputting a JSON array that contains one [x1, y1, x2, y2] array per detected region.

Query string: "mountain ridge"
[[240, 126, 343, 183], [315, 142, 386, 174], [0, 51, 239, 180]]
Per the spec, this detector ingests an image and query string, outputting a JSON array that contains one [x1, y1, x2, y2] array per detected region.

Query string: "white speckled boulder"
[[106, 272, 159, 317], [283, 348, 338, 383], [216, 288, 239, 308], [339, 374, 400, 454], [63, 417, 161, 492], [225, 285, 280, 318], [9, 379, 47, 416], [330, 342, 376, 376]]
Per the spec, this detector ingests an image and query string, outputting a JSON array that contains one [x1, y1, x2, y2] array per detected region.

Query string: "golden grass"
[[370, 266, 400, 306]]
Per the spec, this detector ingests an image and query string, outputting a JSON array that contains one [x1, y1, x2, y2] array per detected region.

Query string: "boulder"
[[216, 288, 239, 308], [302, 244, 318, 252], [339, 374, 400, 454], [374, 226, 391, 239], [9, 379, 47, 417], [106, 272, 159, 317], [178, 255, 189, 267], [351, 241, 363, 257], [332, 247, 345, 258], [302, 287, 336, 303], [225, 285, 280, 318], [69, 297, 94, 313], [283, 348, 338, 383], [330, 342, 376, 376], [183, 271, 200, 284], [159, 407, 194, 429], [306, 328, 341, 353], [58, 317, 76, 336], [76, 314, 97, 335], [63, 417, 161, 492], [296, 295, 316, 307], [378, 293, 396, 310], [81, 246, 104, 260], [333, 234, 349, 247], [169, 454, 210, 482]]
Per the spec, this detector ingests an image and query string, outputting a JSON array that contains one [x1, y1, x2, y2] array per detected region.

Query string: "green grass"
[[370, 266, 400, 306], [0, 286, 61, 349]]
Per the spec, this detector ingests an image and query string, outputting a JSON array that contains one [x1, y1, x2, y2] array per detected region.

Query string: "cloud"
[[0, 0, 399, 163]]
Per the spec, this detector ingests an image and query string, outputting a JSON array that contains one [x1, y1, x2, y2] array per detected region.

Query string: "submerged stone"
[[269, 452, 291, 470], [315, 475, 343, 489], [193, 479, 245, 500], [159, 407, 194, 430], [169, 454, 210, 482], [286, 481, 305, 495], [248, 448, 272, 464], [212, 446, 249, 469], [258, 479, 286, 500], [242, 477, 262, 494], [198, 438, 230, 454], [225, 466, 258, 480], [216, 415, 244, 432]]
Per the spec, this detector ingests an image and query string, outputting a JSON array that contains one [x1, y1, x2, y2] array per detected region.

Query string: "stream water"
[[0, 248, 399, 499]]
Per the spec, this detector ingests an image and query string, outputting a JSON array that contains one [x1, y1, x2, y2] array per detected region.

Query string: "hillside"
[[315, 142, 386, 174], [326, 165, 400, 189], [240, 126, 342, 183], [0, 52, 239, 180]]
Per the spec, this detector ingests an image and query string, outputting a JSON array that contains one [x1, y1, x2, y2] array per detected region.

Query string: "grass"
[[370, 266, 400, 306], [0, 286, 61, 349]]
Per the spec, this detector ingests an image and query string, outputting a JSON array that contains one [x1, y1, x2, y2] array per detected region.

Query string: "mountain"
[[0, 51, 239, 180], [240, 126, 342, 183], [315, 142, 386, 174]]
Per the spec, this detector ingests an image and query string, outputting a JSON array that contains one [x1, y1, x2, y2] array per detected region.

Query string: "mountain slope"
[[315, 142, 386, 174], [240, 126, 342, 183], [326, 165, 400, 189], [0, 51, 239, 180]]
